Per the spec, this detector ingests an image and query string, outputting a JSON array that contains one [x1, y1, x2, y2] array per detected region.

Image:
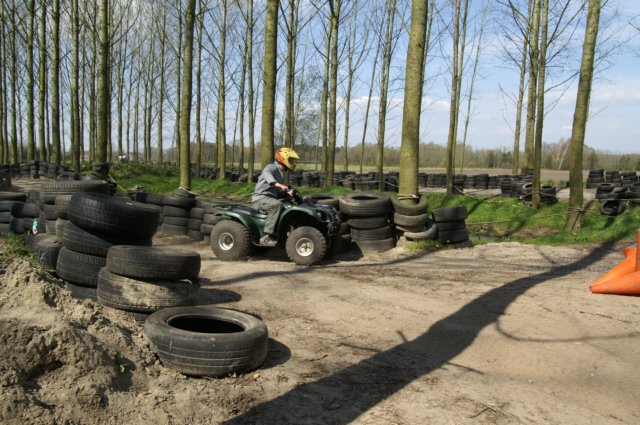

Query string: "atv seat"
[[233, 205, 268, 219]]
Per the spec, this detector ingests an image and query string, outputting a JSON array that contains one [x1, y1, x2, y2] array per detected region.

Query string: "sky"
[[333, 0, 640, 155]]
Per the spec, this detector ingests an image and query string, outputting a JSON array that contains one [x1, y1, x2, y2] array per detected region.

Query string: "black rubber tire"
[[161, 223, 188, 235], [106, 246, 201, 280], [163, 216, 189, 226], [55, 218, 68, 243], [0, 211, 11, 222], [435, 220, 466, 231], [189, 207, 205, 220], [351, 225, 393, 241], [39, 180, 110, 203], [66, 281, 97, 301], [285, 226, 327, 266], [390, 195, 428, 216], [438, 228, 469, 244], [42, 203, 58, 220], [326, 233, 352, 257], [97, 268, 200, 313], [203, 214, 226, 225], [210, 220, 251, 261], [0, 200, 22, 212], [393, 212, 428, 227], [188, 219, 203, 230], [56, 247, 106, 287], [303, 194, 340, 209], [432, 206, 468, 222], [404, 222, 438, 241], [9, 217, 24, 234], [54, 194, 73, 219], [346, 215, 389, 230], [62, 222, 152, 257], [144, 306, 268, 377], [0, 191, 27, 202], [339, 193, 390, 217], [600, 199, 626, 216], [200, 223, 214, 235], [10, 202, 39, 218], [34, 235, 63, 270], [142, 192, 165, 206], [353, 237, 395, 253], [163, 205, 190, 218], [163, 195, 197, 209], [68, 192, 160, 238]]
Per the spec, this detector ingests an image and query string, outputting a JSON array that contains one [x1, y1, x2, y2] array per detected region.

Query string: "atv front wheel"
[[285, 226, 327, 266], [210, 220, 251, 261]]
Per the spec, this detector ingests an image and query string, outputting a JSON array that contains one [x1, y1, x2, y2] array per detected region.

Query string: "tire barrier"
[[339, 192, 394, 253], [431, 206, 472, 248]]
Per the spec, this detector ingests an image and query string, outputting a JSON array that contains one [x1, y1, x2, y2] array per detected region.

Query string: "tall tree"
[[399, 0, 429, 197], [179, 0, 197, 190], [565, 0, 601, 230], [50, 0, 61, 164], [523, 0, 541, 170], [532, 0, 549, 208], [37, 0, 47, 161], [70, 0, 81, 170], [194, 6, 203, 171], [25, 0, 36, 160], [216, 0, 228, 181], [261, 0, 279, 167], [245, 0, 256, 180], [319, 21, 331, 172], [325, 0, 342, 188], [96, 0, 110, 162], [376, 0, 397, 191], [158, 5, 168, 163], [0, 6, 5, 163]]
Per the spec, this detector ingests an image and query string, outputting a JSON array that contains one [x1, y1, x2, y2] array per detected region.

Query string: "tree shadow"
[[222, 242, 615, 424]]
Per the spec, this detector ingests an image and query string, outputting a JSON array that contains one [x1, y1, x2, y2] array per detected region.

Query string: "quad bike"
[[209, 189, 341, 265]]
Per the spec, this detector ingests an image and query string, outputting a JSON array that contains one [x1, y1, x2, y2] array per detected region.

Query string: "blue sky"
[[333, 0, 640, 154]]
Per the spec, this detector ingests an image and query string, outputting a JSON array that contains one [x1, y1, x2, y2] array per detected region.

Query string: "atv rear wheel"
[[285, 226, 327, 266], [210, 220, 251, 261]]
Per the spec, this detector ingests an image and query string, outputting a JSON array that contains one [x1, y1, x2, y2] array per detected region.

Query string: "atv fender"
[[213, 210, 262, 242]]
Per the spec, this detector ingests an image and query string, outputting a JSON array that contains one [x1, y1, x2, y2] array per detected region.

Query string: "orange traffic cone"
[[590, 229, 640, 296]]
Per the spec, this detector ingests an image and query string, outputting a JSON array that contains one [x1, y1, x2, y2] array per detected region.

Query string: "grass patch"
[[0, 234, 34, 264]]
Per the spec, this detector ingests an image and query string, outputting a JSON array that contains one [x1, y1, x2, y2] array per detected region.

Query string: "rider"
[[252, 147, 300, 246]]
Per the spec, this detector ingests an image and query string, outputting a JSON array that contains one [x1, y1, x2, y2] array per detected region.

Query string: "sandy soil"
[[1, 232, 639, 425]]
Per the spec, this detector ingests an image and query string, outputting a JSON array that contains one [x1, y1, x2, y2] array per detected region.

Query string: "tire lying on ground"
[[106, 245, 201, 281], [144, 306, 268, 377], [56, 247, 106, 287], [97, 268, 199, 313], [600, 199, 626, 216], [34, 235, 63, 270]]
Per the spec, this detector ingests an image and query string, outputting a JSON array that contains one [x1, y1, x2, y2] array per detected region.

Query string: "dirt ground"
[[1, 176, 638, 424], [1, 233, 639, 425]]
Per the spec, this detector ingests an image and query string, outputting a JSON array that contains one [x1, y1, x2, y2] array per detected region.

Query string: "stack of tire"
[[500, 178, 512, 197], [628, 182, 640, 206], [600, 186, 628, 216], [0, 165, 11, 189], [432, 206, 472, 248], [605, 170, 621, 185], [0, 192, 28, 235], [56, 192, 159, 301], [586, 169, 605, 188], [596, 183, 614, 199], [10, 196, 45, 236], [453, 175, 466, 194], [129, 192, 165, 232], [200, 204, 226, 239], [340, 193, 394, 253], [187, 205, 205, 241], [621, 171, 638, 187], [391, 195, 436, 241], [99, 245, 201, 322], [303, 194, 350, 256], [161, 190, 197, 236], [538, 185, 558, 205]]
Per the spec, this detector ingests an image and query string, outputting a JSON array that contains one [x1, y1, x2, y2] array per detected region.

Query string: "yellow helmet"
[[274, 147, 300, 171]]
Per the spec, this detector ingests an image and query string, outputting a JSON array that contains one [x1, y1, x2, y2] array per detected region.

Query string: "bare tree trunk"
[[532, 0, 549, 208], [260, 0, 279, 167], [451, 0, 470, 170], [179, 0, 197, 189], [144, 56, 154, 163], [157, 7, 167, 163], [460, 18, 485, 173], [133, 71, 141, 162], [25, 0, 35, 160], [194, 9, 202, 172], [238, 35, 247, 173], [96, 0, 110, 163], [89, 34, 96, 162], [399, 0, 429, 197], [0, 7, 6, 163], [246, 0, 255, 181], [445, 0, 461, 195], [174, 0, 183, 165], [376, 0, 397, 191], [116, 35, 127, 159], [126, 63, 134, 159], [70, 0, 81, 170], [8, 2, 19, 164], [565, 0, 600, 230], [523, 0, 541, 170], [216, 0, 228, 181], [37, 0, 47, 161], [319, 26, 331, 172], [326, 0, 342, 188], [50, 0, 61, 164], [284, 0, 299, 149], [512, 0, 533, 174]]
